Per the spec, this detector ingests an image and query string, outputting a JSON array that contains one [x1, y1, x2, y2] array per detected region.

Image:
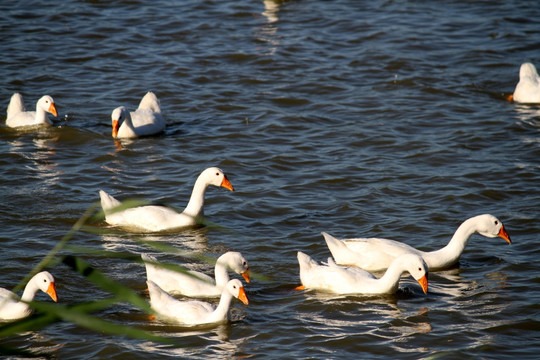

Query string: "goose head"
[[401, 254, 428, 294], [199, 167, 234, 191], [33, 271, 58, 302], [226, 252, 250, 283], [474, 214, 511, 244], [111, 106, 129, 138], [38, 95, 58, 117], [226, 279, 249, 305]]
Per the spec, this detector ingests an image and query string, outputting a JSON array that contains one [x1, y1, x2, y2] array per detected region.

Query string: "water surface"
[[1, 0, 539, 359]]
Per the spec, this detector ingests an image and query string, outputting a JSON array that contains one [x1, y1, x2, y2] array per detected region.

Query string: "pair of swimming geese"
[[1, 165, 511, 325], [6, 91, 165, 138]]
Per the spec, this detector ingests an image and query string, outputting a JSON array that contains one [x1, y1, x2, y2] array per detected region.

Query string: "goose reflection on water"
[[6, 131, 62, 189], [513, 104, 540, 128], [100, 230, 210, 253], [256, 0, 284, 56]]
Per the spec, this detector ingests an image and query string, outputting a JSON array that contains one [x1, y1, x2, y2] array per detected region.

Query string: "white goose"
[[99, 167, 234, 232], [0, 271, 58, 321], [296, 251, 428, 295], [6, 93, 58, 128], [509, 62, 540, 103], [111, 92, 166, 138], [147, 278, 248, 326], [142, 252, 250, 297], [324, 214, 511, 272]]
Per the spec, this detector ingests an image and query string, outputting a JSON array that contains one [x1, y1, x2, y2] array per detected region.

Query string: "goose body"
[[6, 93, 58, 128], [142, 252, 250, 297], [111, 92, 165, 138], [324, 214, 511, 272], [99, 167, 234, 232], [0, 271, 58, 321], [297, 252, 428, 295], [511, 62, 540, 104], [147, 279, 248, 326]]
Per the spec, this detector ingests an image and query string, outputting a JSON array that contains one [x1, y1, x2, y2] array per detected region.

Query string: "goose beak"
[[417, 275, 428, 294], [47, 282, 58, 302], [506, 94, 514, 102], [220, 175, 234, 191], [241, 269, 251, 283], [49, 103, 58, 117], [112, 119, 119, 138], [238, 286, 249, 305], [498, 225, 512, 244]]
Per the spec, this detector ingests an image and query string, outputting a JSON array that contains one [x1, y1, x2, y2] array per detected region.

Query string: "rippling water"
[[1, 0, 539, 359]]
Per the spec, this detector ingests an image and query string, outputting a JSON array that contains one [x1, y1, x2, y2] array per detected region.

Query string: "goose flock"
[[1, 63, 528, 325]]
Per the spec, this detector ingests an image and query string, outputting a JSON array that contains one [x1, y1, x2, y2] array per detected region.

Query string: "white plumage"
[[0, 271, 58, 321], [99, 167, 234, 232], [6, 93, 58, 128], [111, 92, 166, 138], [142, 252, 250, 297], [297, 251, 428, 295], [324, 214, 511, 272]]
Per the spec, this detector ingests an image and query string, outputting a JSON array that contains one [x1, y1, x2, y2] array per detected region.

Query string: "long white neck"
[[182, 175, 209, 218], [423, 217, 478, 270], [20, 278, 40, 303], [375, 259, 407, 293], [207, 290, 233, 323], [214, 255, 231, 288]]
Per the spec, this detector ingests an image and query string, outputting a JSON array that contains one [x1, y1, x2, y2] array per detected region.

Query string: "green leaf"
[[62, 255, 152, 313], [31, 301, 174, 345]]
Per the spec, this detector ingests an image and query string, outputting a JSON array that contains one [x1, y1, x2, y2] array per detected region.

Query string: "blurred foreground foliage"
[[0, 200, 225, 355]]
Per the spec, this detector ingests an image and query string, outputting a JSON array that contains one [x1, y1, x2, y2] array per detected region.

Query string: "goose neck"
[[183, 177, 209, 218], [424, 218, 477, 269], [377, 260, 406, 293], [214, 256, 231, 288], [35, 106, 49, 124], [20, 279, 39, 303], [208, 290, 233, 323]]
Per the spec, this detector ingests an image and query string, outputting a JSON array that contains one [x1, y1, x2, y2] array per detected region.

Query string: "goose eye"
[[243, 261, 247, 266], [418, 268, 421, 271], [43, 279, 47, 283], [494, 220, 499, 225], [216, 172, 219, 176]]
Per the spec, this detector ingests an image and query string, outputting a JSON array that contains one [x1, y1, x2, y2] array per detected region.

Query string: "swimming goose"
[[111, 92, 165, 138], [324, 214, 511, 272], [147, 278, 248, 326], [296, 251, 428, 295], [6, 93, 58, 128], [99, 167, 234, 232], [142, 252, 250, 297], [0, 271, 58, 321], [509, 62, 540, 103]]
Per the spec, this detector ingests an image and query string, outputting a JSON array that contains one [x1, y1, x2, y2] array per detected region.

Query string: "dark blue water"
[[1, 0, 539, 358]]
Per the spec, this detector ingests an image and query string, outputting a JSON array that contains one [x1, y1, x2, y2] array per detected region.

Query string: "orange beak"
[[506, 94, 514, 102], [47, 282, 58, 302], [112, 119, 119, 138], [237, 286, 249, 305], [48, 103, 58, 117], [417, 274, 428, 294], [241, 269, 251, 283], [294, 285, 306, 291], [498, 225, 512, 244], [220, 175, 234, 191]]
